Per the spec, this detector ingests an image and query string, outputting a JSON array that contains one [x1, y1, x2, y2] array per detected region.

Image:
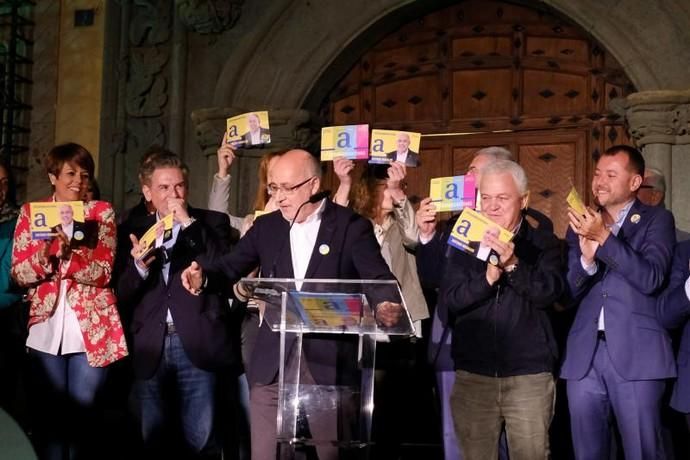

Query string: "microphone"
[[269, 190, 331, 277], [307, 190, 331, 204]]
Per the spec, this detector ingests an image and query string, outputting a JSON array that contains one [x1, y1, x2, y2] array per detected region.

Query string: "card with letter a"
[[447, 208, 513, 264], [320, 124, 370, 161], [368, 129, 421, 165], [226, 111, 271, 148], [29, 201, 85, 240], [429, 175, 476, 212], [135, 214, 174, 259], [566, 186, 586, 215]]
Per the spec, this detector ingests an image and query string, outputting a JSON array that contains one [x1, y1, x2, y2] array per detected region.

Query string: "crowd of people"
[[0, 137, 689, 460]]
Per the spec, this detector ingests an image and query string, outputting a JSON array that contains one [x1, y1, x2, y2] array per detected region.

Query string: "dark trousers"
[[567, 338, 666, 460]]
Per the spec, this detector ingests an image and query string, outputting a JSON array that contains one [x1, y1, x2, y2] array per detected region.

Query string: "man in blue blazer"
[[563, 145, 676, 459], [182, 149, 402, 460], [658, 240, 690, 419]]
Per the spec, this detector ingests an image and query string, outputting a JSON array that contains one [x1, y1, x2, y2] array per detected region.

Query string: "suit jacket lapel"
[[273, 217, 295, 278], [304, 200, 336, 279], [616, 199, 646, 243]]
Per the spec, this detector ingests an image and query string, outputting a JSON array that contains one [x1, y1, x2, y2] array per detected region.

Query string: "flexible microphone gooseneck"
[[269, 190, 331, 278]]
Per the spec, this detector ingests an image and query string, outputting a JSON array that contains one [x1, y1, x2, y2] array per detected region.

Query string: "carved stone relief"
[[126, 48, 170, 118], [121, 1, 173, 206], [176, 0, 243, 34], [191, 107, 320, 216], [190, 107, 320, 156], [129, 0, 172, 46], [617, 90, 690, 146]]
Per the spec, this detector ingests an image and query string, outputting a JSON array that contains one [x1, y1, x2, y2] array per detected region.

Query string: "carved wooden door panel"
[[413, 130, 586, 238], [320, 0, 634, 238]]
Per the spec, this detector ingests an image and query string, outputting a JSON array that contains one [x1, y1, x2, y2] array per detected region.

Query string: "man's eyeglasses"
[[266, 176, 315, 195]]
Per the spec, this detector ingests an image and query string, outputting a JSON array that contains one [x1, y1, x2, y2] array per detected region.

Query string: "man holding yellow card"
[[439, 160, 563, 460], [116, 148, 235, 457]]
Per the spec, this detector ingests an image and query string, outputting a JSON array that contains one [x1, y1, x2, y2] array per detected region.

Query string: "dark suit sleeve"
[[504, 231, 564, 308], [416, 217, 456, 290], [439, 250, 496, 316], [115, 254, 150, 308], [565, 227, 597, 302], [348, 215, 402, 305], [657, 241, 690, 329], [202, 218, 262, 288], [595, 209, 675, 295], [350, 216, 395, 281], [192, 211, 232, 255], [115, 215, 159, 308]]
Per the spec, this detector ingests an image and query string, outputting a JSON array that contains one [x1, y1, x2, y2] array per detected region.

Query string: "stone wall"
[[91, 0, 690, 224], [26, 0, 106, 202], [26, 2, 60, 201]]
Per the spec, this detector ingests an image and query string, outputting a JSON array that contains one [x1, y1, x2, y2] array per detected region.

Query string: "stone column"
[[617, 90, 690, 233], [190, 108, 320, 218]]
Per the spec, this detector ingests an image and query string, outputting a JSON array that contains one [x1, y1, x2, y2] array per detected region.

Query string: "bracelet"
[[182, 217, 196, 229], [504, 263, 518, 273]]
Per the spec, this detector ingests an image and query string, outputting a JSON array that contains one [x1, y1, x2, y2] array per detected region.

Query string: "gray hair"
[[475, 146, 513, 161], [644, 167, 666, 193], [480, 159, 528, 195]]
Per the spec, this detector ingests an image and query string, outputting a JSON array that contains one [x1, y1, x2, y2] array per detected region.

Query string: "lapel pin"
[[630, 214, 641, 224], [74, 230, 84, 241], [319, 244, 330, 255]]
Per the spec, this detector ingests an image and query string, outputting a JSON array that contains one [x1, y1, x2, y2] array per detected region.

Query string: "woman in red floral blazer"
[[11, 143, 128, 460]]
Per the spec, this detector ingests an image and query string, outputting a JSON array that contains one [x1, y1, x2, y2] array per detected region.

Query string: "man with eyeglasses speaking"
[[181, 149, 403, 460]]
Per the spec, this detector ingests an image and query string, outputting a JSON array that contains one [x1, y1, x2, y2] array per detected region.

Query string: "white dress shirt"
[[27, 221, 86, 355], [249, 130, 262, 145], [289, 200, 325, 289], [395, 149, 409, 165]]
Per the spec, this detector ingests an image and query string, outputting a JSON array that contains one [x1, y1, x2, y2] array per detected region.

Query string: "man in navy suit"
[[117, 150, 235, 458], [563, 145, 676, 459], [658, 240, 690, 427], [181, 149, 402, 460]]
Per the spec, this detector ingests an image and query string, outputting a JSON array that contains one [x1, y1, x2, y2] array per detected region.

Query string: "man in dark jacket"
[[180, 149, 402, 460], [439, 159, 564, 460], [117, 149, 235, 458]]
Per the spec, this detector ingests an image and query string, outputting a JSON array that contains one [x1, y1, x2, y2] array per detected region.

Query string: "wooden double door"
[[319, 0, 634, 238]]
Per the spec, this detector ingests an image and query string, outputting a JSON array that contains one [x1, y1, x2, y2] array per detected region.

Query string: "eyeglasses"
[[266, 176, 315, 195]]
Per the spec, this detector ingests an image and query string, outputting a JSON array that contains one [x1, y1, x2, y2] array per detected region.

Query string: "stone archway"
[[199, 0, 690, 225], [213, 0, 690, 109]]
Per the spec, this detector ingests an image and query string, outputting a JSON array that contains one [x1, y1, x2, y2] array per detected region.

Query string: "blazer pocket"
[[632, 312, 664, 332]]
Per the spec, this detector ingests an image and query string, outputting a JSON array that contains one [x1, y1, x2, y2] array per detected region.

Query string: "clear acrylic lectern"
[[241, 277, 414, 457]]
